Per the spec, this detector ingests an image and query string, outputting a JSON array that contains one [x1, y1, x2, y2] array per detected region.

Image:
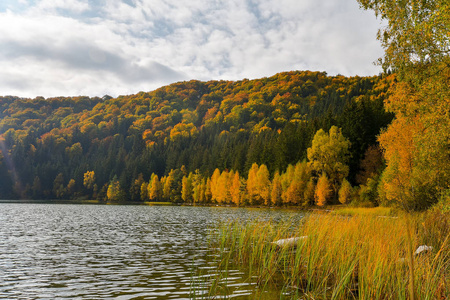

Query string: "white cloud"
[[0, 0, 384, 98]]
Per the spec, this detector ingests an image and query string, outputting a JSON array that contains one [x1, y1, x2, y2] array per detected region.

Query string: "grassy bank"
[[203, 209, 449, 299]]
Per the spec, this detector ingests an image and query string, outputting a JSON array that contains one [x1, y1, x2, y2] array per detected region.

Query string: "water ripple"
[[0, 204, 299, 299]]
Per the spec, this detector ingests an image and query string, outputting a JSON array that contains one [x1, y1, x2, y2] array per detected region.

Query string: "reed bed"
[[330, 206, 397, 217], [206, 211, 449, 299]]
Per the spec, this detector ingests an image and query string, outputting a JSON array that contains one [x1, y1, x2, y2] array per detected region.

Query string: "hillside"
[[0, 71, 394, 201]]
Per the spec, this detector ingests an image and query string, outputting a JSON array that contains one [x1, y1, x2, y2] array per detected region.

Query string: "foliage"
[[0, 71, 393, 202], [315, 173, 332, 206], [338, 178, 353, 204], [307, 126, 350, 201], [359, 0, 450, 210]]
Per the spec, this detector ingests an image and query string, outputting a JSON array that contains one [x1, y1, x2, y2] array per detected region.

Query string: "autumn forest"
[[0, 71, 394, 205]]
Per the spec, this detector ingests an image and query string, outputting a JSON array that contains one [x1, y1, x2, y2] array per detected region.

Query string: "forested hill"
[[0, 70, 394, 201]]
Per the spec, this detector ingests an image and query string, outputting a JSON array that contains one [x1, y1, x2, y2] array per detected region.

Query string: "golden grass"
[[204, 210, 450, 299], [331, 206, 397, 217]]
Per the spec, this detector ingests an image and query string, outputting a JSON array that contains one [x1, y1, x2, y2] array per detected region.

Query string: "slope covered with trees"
[[0, 71, 394, 204]]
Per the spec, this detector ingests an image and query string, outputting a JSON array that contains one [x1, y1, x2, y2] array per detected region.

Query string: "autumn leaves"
[[135, 126, 352, 207]]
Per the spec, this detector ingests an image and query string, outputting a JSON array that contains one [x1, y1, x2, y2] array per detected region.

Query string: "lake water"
[[0, 204, 300, 299]]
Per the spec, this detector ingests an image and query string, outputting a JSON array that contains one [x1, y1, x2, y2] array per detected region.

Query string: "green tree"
[[53, 173, 66, 199], [140, 182, 148, 202], [130, 173, 145, 202]]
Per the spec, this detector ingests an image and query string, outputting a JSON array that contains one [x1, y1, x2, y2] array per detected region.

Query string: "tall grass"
[[205, 211, 449, 299]]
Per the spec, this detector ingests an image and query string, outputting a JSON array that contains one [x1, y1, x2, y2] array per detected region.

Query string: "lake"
[[0, 203, 301, 299]]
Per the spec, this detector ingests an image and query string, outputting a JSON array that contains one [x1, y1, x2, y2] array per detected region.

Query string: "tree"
[[130, 173, 145, 202], [215, 170, 230, 204], [83, 171, 95, 190], [246, 163, 259, 205], [53, 173, 66, 199], [256, 164, 271, 205], [230, 171, 242, 206], [149, 174, 162, 201], [356, 145, 383, 185], [107, 176, 125, 203], [338, 178, 352, 204], [181, 173, 193, 203], [162, 171, 174, 201], [32, 176, 42, 199], [359, 0, 450, 209], [357, 0, 449, 76], [210, 168, 221, 203], [205, 178, 212, 203], [67, 179, 76, 196], [140, 182, 148, 202], [193, 178, 206, 204], [303, 178, 316, 206], [271, 172, 283, 206], [307, 126, 350, 201], [315, 173, 331, 207]]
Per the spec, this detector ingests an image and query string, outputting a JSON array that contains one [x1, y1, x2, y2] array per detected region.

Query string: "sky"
[[0, 0, 384, 98]]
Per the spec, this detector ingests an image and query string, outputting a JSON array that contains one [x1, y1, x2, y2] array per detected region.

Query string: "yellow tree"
[[215, 170, 230, 204], [246, 163, 259, 205], [338, 178, 353, 204], [107, 176, 124, 203], [271, 172, 282, 206], [210, 168, 221, 203], [315, 173, 331, 207], [304, 178, 316, 206], [193, 178, 206, 204], [230, 171, 242, 206], [359, 0, 450, 209], [281, 164, 295, 204], [149, 174, 162, 201], [377, 117, 428, 209], [181, 173, 193, 203], [83, 171, 96, 190], [256, 164, 271, 206], [307, 126, 350, 202]]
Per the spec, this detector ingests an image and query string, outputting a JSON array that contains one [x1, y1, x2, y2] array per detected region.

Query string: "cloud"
[[0, 0, 384, 98], [36, 0, 90, 14]]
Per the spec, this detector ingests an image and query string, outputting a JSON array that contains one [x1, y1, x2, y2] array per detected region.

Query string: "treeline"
[[125, 126, 360, 207], [0, 71, 394, 204]]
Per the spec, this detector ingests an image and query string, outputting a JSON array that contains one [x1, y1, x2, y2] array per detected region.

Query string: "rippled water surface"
[[0, 204, 299, 299]]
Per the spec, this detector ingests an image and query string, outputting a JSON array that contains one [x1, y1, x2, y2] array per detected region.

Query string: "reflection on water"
[[0, 204, 299, 299]]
